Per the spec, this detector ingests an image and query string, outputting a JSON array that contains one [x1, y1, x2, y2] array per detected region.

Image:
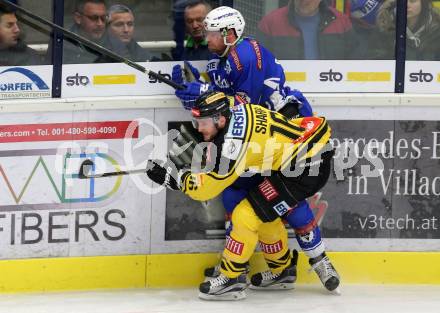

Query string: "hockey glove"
[[171, 64, 184, 85], [146, 159, 181, 190], [175, 81, 212, 110], [183, 61, 201, 82]]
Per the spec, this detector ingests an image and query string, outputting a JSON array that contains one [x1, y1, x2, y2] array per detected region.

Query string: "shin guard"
[[258, 218, 291, 274], [284, 200, 325, 258]]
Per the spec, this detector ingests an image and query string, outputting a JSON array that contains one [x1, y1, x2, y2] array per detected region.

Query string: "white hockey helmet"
[[204, 6, 245, 40]]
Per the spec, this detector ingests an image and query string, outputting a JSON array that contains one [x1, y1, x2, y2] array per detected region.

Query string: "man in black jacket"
[[104, 4, 155, 62], [63, 0, 107, 64], [0, 5, 43, 66], [181, 0, 212, 61]]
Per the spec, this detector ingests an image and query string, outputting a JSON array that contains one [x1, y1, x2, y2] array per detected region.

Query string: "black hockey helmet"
[[191, 90, 231, 120]]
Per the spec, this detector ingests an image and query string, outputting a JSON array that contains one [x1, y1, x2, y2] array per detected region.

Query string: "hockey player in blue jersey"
[[171, 6, 340, 293]]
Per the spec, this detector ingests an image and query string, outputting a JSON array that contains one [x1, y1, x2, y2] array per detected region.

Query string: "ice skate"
[[204, 261, 249, 278], [309, 252, 341, 294], [198, 273, 248, 301], [250, 250, 298, 290], [204, 263, 221, 278]]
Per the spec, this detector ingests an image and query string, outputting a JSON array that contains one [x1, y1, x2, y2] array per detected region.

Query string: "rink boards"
[[1, 252, 440, 292], [0, 94, 439, 292]]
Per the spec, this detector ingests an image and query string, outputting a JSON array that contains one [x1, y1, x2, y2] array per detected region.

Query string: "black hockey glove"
[[146, 159, 181, 190]]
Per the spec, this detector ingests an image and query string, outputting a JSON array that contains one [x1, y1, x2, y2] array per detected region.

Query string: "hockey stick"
[[78, 159, 146, 179], [0, 0, 185, 90]]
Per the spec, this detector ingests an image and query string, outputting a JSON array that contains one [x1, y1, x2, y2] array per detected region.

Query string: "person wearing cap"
[[145, 90, 337, 300]]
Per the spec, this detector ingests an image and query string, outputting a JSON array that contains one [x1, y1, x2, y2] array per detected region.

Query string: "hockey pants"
[[220, 198, 291, 279]]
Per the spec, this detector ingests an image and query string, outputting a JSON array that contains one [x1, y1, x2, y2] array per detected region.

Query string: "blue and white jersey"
[[206, 37, 292, 111]]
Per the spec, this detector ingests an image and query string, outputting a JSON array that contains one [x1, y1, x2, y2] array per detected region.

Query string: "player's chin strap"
[[219, 28, 241, 57]]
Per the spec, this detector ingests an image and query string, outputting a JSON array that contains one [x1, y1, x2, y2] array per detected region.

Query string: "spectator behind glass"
[[369, 0, 440, 60], [182, 0, 212, 60], [349, 0, 383, 58], [257, 0, 358, 60], [103, 4, 154, 62], [0, 4, 43, 66], [63, 0, 107, 64]]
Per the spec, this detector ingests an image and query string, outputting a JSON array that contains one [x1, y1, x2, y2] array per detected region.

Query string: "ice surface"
[[0, 284, 439, 313]]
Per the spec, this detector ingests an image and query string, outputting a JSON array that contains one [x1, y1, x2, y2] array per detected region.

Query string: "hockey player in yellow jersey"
[[146, 91, 339, 300]]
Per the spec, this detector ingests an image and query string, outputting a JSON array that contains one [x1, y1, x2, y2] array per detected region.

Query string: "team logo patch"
[[273, 201, 290, 216], [259, 240, 283, 254], [305, 121, 315, 131], [293, 117, 322, 144], [222, 138, 242, 160], [225, 235, 244, 255], [298, 230, 315, 244]]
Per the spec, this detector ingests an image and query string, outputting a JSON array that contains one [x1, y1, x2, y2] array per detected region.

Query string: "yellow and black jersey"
[[180, 104, 331, 201]]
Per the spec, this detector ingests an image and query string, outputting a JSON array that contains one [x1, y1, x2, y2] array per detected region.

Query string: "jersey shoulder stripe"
[[249, 39, 263, 70], [280, 117, 331, 169], [228, 39, 258, 71]]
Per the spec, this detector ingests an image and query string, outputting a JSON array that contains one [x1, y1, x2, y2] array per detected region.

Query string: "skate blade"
[[249, 283, 295, 290], [329, 287, 341, 295], [198, 290, 246, 301]]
